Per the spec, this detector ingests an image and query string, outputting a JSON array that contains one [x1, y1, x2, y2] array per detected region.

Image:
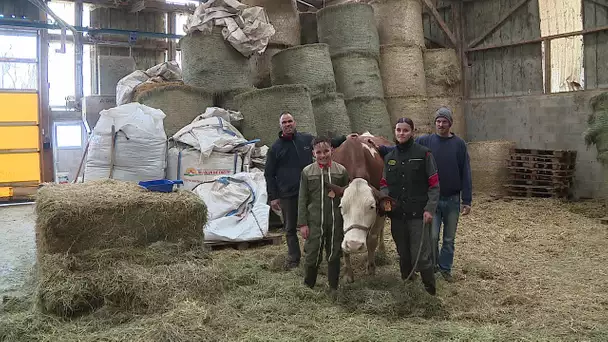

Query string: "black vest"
[[384, 139, 430, 219]]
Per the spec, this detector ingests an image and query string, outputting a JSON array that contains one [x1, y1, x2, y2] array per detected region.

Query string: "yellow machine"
[[0, 91, 41, 200]]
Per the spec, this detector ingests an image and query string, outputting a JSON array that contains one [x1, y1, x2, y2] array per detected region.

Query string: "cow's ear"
[[326, 183, 346, 197], [370, 187, 397, 211]]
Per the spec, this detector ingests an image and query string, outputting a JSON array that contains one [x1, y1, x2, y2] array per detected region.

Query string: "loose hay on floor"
[[380, 44, 426, 97], [311, 92, 351, 137], [35, 179, 208, 255]]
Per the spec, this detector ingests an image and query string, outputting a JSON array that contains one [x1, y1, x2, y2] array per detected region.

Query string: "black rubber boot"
[[420, 268, 437, 296], [304, 266, 318, 289], [327, 260, 340, 290]]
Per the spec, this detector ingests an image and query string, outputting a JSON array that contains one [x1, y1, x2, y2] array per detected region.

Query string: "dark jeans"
[[432, 194, 461, 274], [280, 196, 301, 264]]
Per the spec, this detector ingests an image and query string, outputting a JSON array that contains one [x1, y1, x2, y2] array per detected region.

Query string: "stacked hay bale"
[[271, 43, 351, 137], [243, 0, 300, 88], [235, 85, 316, 146], [317, 3, 392, 139], [34, 180, 209, 316], [467, 140, 516, 196], [372, 0, 430, 135], [423, 48, 466, 139], [133, 83, 214, 137], [585, 92, 608, 201]]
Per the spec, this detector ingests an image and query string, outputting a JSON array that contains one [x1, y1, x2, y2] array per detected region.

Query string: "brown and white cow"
[[328, 132, 396, 283]]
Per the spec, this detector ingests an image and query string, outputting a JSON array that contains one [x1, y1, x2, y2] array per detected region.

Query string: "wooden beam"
[[424, 35, 448, 48], [543, 40, 551, 93], [421, 0, 458, 47], [130, 0, 196, 13], [584, 0, 608, 10], [467, 0, 530, 49]]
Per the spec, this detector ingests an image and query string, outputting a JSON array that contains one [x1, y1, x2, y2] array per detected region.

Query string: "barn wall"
[[583, 0, 608, 90], [422, 0, 457, 48], [465, 90, 607, 199]]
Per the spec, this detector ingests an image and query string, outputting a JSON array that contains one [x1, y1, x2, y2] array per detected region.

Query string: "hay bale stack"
[[242, 0, 300, 47], [180, 28, 252, 93], [249, 46, 284, 88], [345, 97, 392, 139], [380, 45, 426, 97], [235, 85, 316, 146], [427, 96, 466, 140], [35, 180, 208, 255], [585, 92, 608, 167], [385, 96, 432, 135], [215, 87, 255, 112], [134, 84, 214, 137], [311, 92, 351, 137], [300, 12, 318, 44], [371, 0, 424, 47], [317, 3, 380, 58], [424, 48, 462, 97], [270, 44, 336, 97], [467, 141, 516, 196], [332, 53, 385, 100]]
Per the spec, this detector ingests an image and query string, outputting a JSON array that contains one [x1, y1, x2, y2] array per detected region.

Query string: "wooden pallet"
[[507, 167, 574, 176], [510, 148, 577, 158], [508, 160, 575, 170], [504, 184, 569, 198], [508, 178, 572, 187], [509, 153, 576, 164], [204, 233, 283, 251]]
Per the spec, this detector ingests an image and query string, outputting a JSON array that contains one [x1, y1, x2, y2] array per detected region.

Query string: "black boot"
[[327, 260, 340, 290], [304, 266, 318, 288], [420, 268, 436, 296]]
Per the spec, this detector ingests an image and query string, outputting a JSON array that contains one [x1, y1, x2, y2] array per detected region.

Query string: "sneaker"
[[440, 271, 455, 283]]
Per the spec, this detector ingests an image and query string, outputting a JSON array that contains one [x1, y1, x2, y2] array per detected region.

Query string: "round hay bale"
[[467, 140, 516, 197], [235, 85, 316, 146], [300, 12, 318, 44], [380, 45, 426, 97], [311, 92, 351, 137], [180, 28, 252, 93], [424, 48, 462, 97], [249, 45, 284, 88], [317, 3, 380, 58], [242, 0, 300, 46], [215, 87, 255, 112], [132, 81, 184, 102], [427, 96, 466, 140], [344, 96, 392, 139], [371, 0, 424, 47], [270, 44, 336, 97], [332, 53, 385, 100], [134, 84, 214, 137], [385, 96, 432, 135]]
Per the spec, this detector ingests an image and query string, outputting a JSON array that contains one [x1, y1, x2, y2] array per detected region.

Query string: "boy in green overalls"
[[297, 137, 350, 292]]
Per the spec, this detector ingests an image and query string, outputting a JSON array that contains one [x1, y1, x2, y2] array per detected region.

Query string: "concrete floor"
[[0, 204, 36, 297]]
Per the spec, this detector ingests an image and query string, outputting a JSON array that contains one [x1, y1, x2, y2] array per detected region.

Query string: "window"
[[48, 42, 75, 107], [56, 124, 82, 148], [0, 34, 37, 90], [47, 1, 75, 36]]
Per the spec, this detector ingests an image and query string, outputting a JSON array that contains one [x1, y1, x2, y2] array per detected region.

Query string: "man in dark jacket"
[[264, 112, 352, 269]]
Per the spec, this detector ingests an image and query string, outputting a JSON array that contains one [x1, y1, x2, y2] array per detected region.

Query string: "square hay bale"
[[35, 179, 208, 255], [467, 140, 516, 197]]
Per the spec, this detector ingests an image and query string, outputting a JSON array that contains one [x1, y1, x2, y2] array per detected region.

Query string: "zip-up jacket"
[[297, 161, 350, 228], [264, 130, 348, 200], [380, 138, 440, 219]]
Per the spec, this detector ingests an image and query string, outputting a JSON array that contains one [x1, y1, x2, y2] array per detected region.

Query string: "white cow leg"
[[344, 253, 354, 283]]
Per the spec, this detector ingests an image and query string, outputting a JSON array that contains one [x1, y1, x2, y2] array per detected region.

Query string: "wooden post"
[[543, 39, 552, 93]]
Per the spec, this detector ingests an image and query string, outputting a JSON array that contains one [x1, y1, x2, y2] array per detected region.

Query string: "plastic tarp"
[[184, 0, 275, 57], [116, 61, 183, 106], [194, 171, 269, 242], [84, 103, 167, 182]]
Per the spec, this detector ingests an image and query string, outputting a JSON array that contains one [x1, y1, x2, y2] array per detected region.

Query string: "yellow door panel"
[[0, 153, 41, 183], [0, 126, 40, 150], [0, 92, 39, 123], [0, 187, 13, 198]]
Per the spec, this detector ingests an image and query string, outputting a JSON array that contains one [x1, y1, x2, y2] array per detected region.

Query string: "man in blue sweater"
[[371, 107, 472, 282]]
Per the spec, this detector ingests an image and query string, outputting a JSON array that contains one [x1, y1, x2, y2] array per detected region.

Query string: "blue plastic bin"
[[138, 179, 183, 193]]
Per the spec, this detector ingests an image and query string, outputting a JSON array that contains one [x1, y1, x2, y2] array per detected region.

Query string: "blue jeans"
[[431, 194, 461, 274]]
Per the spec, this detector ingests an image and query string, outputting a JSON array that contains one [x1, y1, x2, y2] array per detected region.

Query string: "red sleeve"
[[380, 178, 388, 188], [428, 173, 439, 188]]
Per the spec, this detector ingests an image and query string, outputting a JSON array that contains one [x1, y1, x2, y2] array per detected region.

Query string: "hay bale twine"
[[242, 0, 300, 46], [427, 96, 466, 140], [317, 3, 380, 58], [249, 45, 284, 88], [311, 92, 351, 137], [134, 84, 214, 137], [424, 48, 462, 97], [270, 44, 336, 96], [180, 28, 252, 93], [332, 53, 385, 100], [345, 96, 392, 139], [380, 45, 426, 97], [235, 85, 316, 146], [34, 179, 208, 255], [371, 0, 424, 47], [467, 140, 516, 197], [300, 12, 318, 44], [385, 96, 432, 135]]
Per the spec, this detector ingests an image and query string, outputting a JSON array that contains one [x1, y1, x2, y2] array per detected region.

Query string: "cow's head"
[[327, 178, 396, 254]]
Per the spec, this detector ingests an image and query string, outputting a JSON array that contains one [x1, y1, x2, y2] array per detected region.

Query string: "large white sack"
[[172, 115, 249, 158], [84, 103, 167, 182], [194, 171, 269, 242]]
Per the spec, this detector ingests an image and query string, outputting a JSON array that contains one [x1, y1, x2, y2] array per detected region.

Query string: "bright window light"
[[56, 124, 82, 148]]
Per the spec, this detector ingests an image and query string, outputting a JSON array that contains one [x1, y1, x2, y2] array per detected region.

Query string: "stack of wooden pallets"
[[504, 148, 577, 198]]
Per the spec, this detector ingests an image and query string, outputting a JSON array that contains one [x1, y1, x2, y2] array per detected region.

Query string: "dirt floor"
[[0, 204, 36, 298], [1, 196, 607, 341]]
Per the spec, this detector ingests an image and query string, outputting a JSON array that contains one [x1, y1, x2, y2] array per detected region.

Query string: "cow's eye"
[[370, 205, 376, 210]]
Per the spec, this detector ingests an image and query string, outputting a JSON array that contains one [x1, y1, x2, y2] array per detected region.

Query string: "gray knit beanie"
[[435, 106, 453, 126]]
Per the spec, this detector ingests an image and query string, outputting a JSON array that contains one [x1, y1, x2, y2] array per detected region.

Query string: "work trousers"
[[280, 196, 301, 265], [390, 216, 436, 295], [303, 222, 343, 290]]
